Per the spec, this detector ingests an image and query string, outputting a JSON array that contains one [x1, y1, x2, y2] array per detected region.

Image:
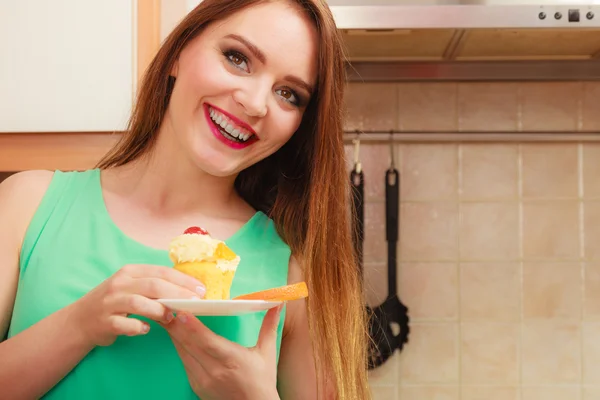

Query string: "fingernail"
[[178, 313, 188, 323], [165, 312, 174, 323], [142, 323, 150, 333], [196, 285, 206, 297]]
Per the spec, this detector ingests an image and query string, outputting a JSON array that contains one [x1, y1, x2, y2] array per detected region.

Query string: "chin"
[[190, 154, 245, 178]]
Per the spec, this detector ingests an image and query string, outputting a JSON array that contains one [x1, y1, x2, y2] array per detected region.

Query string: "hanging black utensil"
[[367, 141, 410, 369], [349, 139, 376, 369]]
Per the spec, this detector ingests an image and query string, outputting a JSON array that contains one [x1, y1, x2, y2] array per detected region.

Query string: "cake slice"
[[169, 226, 240, 300]]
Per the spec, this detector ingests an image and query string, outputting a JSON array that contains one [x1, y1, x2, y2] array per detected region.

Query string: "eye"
[[223, 50, 249, 72], [276, 88, 301, 106]]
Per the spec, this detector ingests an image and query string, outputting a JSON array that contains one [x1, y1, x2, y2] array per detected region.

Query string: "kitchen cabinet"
[[0, 0, 160, 172], [0, 0, 135, 133]]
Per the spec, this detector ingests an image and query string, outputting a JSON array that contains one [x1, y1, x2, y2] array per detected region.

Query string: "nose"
[[233, 82, 268, 118]]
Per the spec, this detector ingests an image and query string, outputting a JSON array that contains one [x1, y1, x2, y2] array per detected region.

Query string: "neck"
[[102, 129, 240, 217]]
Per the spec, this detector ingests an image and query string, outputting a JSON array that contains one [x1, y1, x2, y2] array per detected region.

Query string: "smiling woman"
[[0, 1, 370, 399]]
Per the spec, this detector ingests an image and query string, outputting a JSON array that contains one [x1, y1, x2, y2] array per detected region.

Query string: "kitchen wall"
[[345, 81, 600, 400]]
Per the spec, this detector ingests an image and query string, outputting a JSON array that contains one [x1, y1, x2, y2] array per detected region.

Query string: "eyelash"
[[221, 49, 304, 107]]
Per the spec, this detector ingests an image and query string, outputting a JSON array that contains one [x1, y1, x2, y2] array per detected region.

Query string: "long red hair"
[[97, 1, 369, 398]]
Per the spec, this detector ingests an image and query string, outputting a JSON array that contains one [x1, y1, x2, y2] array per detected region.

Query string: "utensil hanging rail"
[[343, 130, 600, 143]]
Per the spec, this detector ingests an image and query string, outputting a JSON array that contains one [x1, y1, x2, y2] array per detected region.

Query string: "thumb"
[[256, 304, 283, 357]]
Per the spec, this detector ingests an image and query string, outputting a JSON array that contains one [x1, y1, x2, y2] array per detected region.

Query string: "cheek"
[[269, 112, 303, 144], [183, 56, 234, 98]]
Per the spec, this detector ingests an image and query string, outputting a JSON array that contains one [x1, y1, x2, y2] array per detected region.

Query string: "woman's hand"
[[164, 305, 283, 400], [69, 264, 205, 347]]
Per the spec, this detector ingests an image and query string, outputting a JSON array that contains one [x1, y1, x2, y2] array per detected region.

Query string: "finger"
[[256, 304, 283, 358], [166, 312, 238, 362], [120, 264, 206, 295], [110, 294, 175, 324], [108, 315, 151, 337], [131, 277, 204, 300]]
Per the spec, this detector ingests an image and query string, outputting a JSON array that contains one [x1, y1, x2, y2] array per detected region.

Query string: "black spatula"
[[367, 146, 410, 369]]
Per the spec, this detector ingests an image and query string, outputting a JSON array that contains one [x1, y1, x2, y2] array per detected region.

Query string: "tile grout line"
[[457, 143, 463, 395], [517, 143, 524, 396], [394, 141, 402, 400], [579, 142, 585, 398]]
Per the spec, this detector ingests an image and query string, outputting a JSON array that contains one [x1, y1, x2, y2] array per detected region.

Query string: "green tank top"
[[8, 169, 290, 399]]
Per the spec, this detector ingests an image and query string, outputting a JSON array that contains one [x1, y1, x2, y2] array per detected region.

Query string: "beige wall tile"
[[370, 386, 396, 400], [400, 203, 459, 261], [582, 82, 600, 131], [521, 387, 581, 400], [583, 323, 600, 384], [460, 144, 519, 201], [521, 143, 579, 199], [520, 82, 581, 131], [459, 202, 519, 261], [458, 83, 519, 131], [363, 262, 389, 307], [522, 262, 582, 319], [344, 144, 354, 172], [584, 201, 600, 261], [399, 263, 458, 320], [368, 352, 400, 386], [398, 83, 458, 131], [363, 144, 399, 199], [460, 323, 520, 384], [585, 263, 600, 321], [521, 322, 581, 384], [347, 82, 596, 397], [460, 263, 520, 321], [400, 144, 458, 201], [583, 144, 600, 199], [522, 200, 580, 260], [399, 323, 459, 384], [364, 202, 387, 264], [398, 386, 459, 400], [344, 83, 398, 131], [461, 386, 519, 400], [583, 386, 600, 400]]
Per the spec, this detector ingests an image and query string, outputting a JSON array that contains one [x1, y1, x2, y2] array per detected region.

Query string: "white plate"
[[157, 299, 282, 316]]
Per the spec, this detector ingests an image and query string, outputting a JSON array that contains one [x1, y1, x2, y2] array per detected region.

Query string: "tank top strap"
[[20, 169, 99, 276]]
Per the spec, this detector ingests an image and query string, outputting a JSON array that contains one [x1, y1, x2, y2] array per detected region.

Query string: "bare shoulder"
[[0, 170, 55, 245], [0, 170, 54, 206]]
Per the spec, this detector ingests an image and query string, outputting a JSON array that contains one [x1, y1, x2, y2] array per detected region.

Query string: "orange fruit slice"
[[233, 282, 309, 302]]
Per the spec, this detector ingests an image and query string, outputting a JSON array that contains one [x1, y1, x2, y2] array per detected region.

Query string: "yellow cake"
[[168, 226, 240, 300]]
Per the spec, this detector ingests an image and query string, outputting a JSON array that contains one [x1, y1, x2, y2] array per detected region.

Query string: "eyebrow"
[[224, 33, 314, 95]]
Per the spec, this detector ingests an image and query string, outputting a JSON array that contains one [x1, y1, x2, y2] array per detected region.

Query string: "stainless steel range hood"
[[178, 1, 600, 80], [326, 0, 600, 81]]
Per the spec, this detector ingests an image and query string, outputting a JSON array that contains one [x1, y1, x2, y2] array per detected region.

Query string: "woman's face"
[[167, 1, 318, 177]]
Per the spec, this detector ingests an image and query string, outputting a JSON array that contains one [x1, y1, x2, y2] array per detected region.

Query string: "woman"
[[0, 0, 369, 399]]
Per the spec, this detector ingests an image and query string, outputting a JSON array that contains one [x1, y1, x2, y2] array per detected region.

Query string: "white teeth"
[[208, 106, 254, 142]]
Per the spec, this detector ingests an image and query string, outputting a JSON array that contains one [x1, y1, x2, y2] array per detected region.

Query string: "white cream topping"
[[209, 106, 253, 142], [169, 233, 220, 264]]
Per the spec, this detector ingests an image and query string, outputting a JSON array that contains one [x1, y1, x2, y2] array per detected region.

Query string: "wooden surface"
[[1, 1, 161, 172], [0, 133, 122, 171], [137, 0, 162, 84]]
